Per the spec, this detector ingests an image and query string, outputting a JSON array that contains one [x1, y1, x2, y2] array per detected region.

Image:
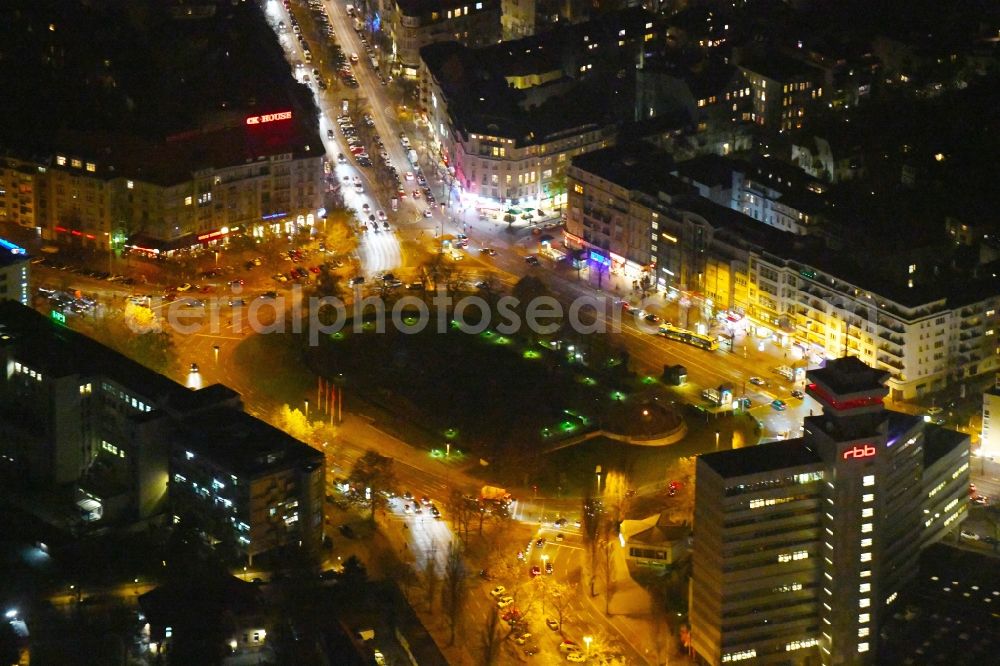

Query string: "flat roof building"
[[691, 357, 970, 665], [0, 301, 323, 561]]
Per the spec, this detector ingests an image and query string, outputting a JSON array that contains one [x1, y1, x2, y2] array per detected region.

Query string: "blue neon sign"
[[0, 238, 26, 255], [589, 251, 610, 267]]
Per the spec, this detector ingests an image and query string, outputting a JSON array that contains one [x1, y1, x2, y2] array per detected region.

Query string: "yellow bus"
[[658, 323, 719, 351]]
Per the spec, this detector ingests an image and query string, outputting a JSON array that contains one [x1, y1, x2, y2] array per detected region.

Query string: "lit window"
[[184, 196, 193, 206], [71, 159, 82, 168], [861, 523, 873, 533], [859, 598, 870, 608], [86, 162, 96, 172], [860, 570, 871, 578], [863, 475, 875, 487], [859, 583, 870, 593], [862, 493, 874, 503], [476, 1, 482, 7], [861, 538, 872, 548], [127, 180, 134, 190], [56, 156, 66, 166], [858, 642, 869, 653], [185, 451, 195, 460], [859, 613, 870, 623], [862, 508, 873, 518], [860, 553, 872, 562]]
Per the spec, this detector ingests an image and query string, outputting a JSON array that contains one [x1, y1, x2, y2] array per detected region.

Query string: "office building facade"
[[691, 357, 970, 665], [0, 302, 324, 561]]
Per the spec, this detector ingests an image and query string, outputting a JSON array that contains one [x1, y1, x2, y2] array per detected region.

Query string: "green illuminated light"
[[523, 349, 541, 359]]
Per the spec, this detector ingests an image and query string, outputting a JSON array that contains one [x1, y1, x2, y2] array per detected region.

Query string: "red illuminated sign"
[[807, 383, 884, 411], [197, 229, 228, 242], [245, 111, 292, 126], [842, 444, 877, 460]]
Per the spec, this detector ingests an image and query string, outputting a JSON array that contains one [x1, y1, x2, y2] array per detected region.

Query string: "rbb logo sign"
[[842, 444, 876, 460]]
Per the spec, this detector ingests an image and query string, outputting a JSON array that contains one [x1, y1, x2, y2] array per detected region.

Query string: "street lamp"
[[595, 465, 602, 494], [304, 399, 309, 419], [583, 635, 592, 656]]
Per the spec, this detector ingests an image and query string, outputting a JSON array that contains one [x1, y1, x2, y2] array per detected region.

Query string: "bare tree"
[[543, 580, 577, 631], [581, 495, 603, 597], [445, 489, 475, 544], [441, 541, 468, 646], [480, 603, 503, 666], [349, 450, 397, 523], [422, 556, 439, 613]]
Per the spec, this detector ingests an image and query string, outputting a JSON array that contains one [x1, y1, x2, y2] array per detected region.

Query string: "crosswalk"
[[358, 230, 402, 275]]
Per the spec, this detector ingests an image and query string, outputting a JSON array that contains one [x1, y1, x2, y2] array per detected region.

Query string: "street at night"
[[2, 1, 1000, 665]]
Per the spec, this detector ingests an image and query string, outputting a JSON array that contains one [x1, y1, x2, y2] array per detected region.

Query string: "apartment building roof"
[[699, 438, 822, 479], [48, 116, 323, 187], [396, 0, 497, 18], [420, 8, 655, 146], [738, 53, 824, 82], [179, 407, 322, 478], [673, 154, 734, 188], [570, 145, 684, 198], [422, 42, 619, 146], [0, 0, 321, 185]]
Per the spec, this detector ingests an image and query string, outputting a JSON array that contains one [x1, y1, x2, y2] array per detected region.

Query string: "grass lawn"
[[303, 310, 688, 471]]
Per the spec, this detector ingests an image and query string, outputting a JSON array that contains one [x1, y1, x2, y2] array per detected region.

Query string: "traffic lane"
[[323, 0, 412, 180]]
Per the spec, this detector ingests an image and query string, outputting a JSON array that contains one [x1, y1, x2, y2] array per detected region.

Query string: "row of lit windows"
[[721, 649, 755, 662], [786, 638, 818, 652], [749, 496, 794, 509], [100, 382, 152, 412], [778, 550, 809, 563], [55, 155, 97, 172], [10, 360, 41, 382], [79, 383, 92, 395]]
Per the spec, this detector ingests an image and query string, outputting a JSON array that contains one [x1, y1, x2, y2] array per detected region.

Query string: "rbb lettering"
[[842, 444, 877, 460]]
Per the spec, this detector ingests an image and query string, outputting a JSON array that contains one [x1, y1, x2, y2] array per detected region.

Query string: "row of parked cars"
[[332, 115, 370, 166]]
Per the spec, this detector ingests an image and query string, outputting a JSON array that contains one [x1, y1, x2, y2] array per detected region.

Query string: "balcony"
[[878, 330, 905, 346], [877, 344, 903, 358], [878, 356, 904, 371]]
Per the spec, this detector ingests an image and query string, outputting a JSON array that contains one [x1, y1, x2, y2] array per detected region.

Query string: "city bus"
[[658, 323, 720, 351]]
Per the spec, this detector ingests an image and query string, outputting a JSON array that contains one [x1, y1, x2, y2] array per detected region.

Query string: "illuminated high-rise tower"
[[692, 357, 970, 665]]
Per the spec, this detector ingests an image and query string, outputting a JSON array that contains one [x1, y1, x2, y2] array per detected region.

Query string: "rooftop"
[[807, 356, 891, 395], [420, 8, 656, 146], [570, 145, 685, 198], [738, 52, 824, 82], [0, 0, 321, 181], [699, 438, 822, 479], [178, 407, 323, 478], [0, 301, 189, 404], [922, 424, 970, 469], [673, 154, 734, 189], [878, 544, 1000, 665]]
